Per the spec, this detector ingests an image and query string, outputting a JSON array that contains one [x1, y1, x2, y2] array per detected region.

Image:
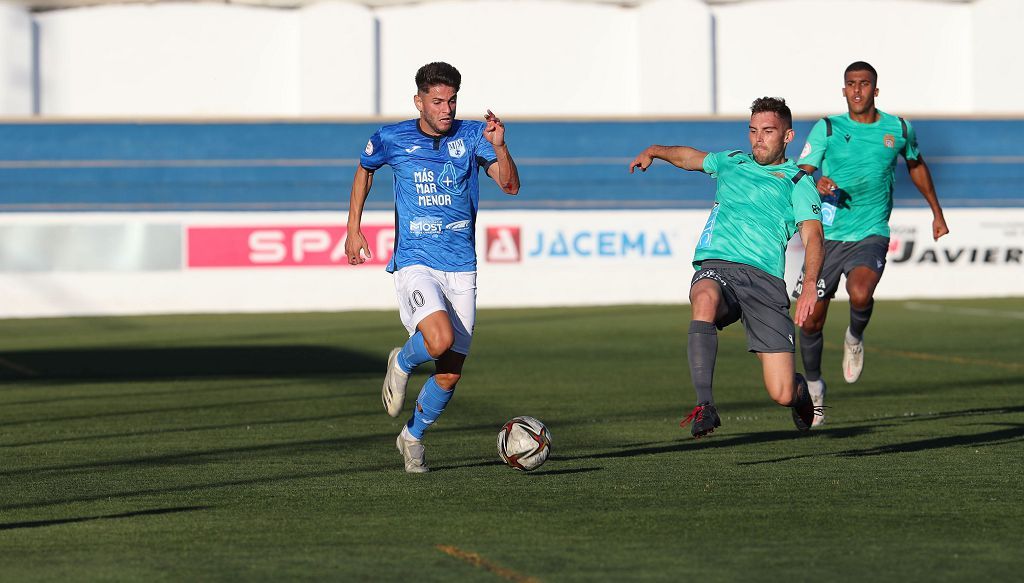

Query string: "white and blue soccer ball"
[[497, 416, 552, 472]]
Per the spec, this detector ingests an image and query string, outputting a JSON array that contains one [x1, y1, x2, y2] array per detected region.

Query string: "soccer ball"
[[497, 416, 552, 471]]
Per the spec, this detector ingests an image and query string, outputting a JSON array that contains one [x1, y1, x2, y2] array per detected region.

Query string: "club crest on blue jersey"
[[447, 138, 467, 159]]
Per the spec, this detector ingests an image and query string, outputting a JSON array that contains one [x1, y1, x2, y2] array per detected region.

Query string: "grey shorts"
[[792, 235, 889, 301], [691, 260, 795, 353]]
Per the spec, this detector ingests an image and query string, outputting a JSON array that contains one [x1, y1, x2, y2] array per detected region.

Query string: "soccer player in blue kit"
[[344, 62, 520, 473]]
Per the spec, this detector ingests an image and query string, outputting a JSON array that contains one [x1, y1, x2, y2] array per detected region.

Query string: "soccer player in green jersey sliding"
[[793, 61, 949, 425], [630, 97, 825, 437]]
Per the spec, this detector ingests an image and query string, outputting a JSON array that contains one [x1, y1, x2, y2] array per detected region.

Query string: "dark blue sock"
[[849, 301, 874, 340], [799, 330, 824, 382], [406, 376, 455, 439], [687, 320, 718, 404], [397, 331, 434, 374]]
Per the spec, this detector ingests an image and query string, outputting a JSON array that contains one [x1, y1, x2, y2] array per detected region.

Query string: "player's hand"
[[484, 110, 505, 147], [344, 231, 371, 265], [816, 176, 838, 196], [932, 212, 950, 241], [793, 289, 816, 327], [629, 150, 654, 173]]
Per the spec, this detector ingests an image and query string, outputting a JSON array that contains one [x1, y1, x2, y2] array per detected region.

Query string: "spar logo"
[[486, 226, 521, 263], [187, 225, 395, 267]]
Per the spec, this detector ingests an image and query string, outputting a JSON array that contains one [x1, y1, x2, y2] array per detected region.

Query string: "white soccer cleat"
[[382, 347, 409, 418], [807, 378, 827, 427], [842, 327, 864, 383], [396, 432, 429, 473]]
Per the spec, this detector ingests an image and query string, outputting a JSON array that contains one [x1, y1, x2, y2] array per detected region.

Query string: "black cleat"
[[681, 402, 721, 438], [791, 373, 823, 431]]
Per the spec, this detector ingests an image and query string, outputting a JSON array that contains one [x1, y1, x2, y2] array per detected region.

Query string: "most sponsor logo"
[[187, 225, 394, 268], [410, 217, 443, 236]]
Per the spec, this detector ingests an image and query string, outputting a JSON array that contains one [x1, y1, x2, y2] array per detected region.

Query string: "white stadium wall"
[[0, 209, 1020, 319], [712, 0, 973, 116], [376, 0, 713, 117], [377, 1, 639, 118], [14, 0, 1024, 117], [972, 0, 1024, 114], [298, 1, 376, 116], [0, 3, 33, 116], [637, 0, 713, 115], [36, 4, 302, 117]]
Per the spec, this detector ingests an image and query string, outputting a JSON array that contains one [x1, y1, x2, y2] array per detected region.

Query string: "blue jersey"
[[360, 119, 497, 273]]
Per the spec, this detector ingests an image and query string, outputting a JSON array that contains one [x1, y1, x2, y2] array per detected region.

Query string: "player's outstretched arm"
[[794, 219, 824, 326], [345, 165, 374, 265], [484, 110, 520, 195], [629, 145, 707, 173], [906, 157, 949, 241]]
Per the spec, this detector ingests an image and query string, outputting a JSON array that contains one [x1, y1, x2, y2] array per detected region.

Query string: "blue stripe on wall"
[[1, 119, 1020, 212]]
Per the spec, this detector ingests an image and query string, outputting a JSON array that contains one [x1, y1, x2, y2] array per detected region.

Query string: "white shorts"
[[394, 265, 477, 356]]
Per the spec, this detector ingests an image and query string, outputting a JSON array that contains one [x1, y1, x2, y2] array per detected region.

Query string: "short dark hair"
[[415, 62, 461, 93], [845, 61, 878, 84], [750, 97, 792, 129]]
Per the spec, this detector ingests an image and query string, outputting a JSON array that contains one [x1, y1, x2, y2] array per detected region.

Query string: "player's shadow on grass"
[[526, 466, 603, 477], [839, 423, 1024, 458], [430, 459, 603, 476], [557, 427, 874, 463], [847, 404, 1024, 425], [0, 345, 381, 381], [0, 506, 209, 531], [742, 423, 1024, 466], [739, 408, 1024, 465], [845, 375, 1024, 401]]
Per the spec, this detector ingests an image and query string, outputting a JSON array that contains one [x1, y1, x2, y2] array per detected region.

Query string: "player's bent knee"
[[800, 318, 825, 335], [770, 386, 796, 406], [423, 330, 455, 358], [434, 373, 460, 390], [689, 288, 717, 307], [848, 290, 873, 310], [689, 290, 721, 321]]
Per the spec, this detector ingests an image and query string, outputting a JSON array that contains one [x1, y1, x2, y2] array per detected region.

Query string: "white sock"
[[399, 426, 419, 442], [845, 327, 860, 344], [807, 379, 825, 398]]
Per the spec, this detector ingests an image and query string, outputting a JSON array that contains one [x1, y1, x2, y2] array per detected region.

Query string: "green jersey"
[[693, 150, 821, 279], [797, 110, 920, 241]]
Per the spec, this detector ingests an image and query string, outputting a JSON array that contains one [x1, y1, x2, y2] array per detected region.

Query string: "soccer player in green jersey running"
[[793, 61, 950, 425], [630, 97, 825, 437]]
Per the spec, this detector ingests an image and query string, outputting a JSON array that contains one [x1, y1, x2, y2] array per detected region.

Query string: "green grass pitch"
[[1, 299, 1022, 581]]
